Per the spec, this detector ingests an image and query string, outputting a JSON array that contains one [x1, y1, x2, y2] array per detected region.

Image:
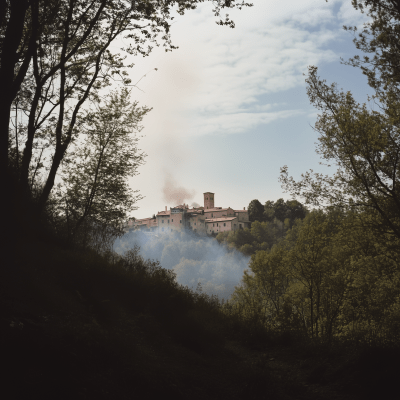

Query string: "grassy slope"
[[1, 236, 399, 400]]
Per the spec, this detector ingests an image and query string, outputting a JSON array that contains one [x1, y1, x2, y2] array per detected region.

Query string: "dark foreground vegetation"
[[1, 195, 399, 400]]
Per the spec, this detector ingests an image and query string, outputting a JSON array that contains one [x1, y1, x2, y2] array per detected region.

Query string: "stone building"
[[127, 192, 250, 235]]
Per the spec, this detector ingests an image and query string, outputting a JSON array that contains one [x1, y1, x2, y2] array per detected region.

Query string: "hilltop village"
[[126, 192, 250, 235]]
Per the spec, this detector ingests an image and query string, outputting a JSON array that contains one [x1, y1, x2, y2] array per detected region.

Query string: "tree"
[[229, 245, 291, 329], [273, 198, 287, 222], [2, 0, 253, 211], [268, 0, 400, 343], [279, 0, 400, 242], [264, 200, 275, 222], [0, 0, 40, 176], [281, 65, 400, 240], [248, 199, 265, 222], [285, 199, 308, 226], [344, 0, 400, 96], [56, 87, 149, 246]]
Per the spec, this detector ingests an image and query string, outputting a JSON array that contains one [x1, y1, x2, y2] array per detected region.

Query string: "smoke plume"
[[114, 230, 250, 301], [162, 173, 195, 206]]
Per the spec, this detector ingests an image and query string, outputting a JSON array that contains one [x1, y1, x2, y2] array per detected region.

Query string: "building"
[[126, 216, 157, 231], [127, 192, 250, 235]]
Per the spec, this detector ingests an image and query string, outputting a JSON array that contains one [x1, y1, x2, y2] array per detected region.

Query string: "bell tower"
[[203, 192, 215, 209]]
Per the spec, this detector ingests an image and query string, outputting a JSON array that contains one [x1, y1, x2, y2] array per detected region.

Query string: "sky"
[[119, 0, 372, 220]]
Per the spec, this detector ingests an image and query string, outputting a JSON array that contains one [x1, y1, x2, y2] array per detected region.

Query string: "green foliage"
[[247, 199, 265, 222], [53, 88, 149, 249], [247, 0, 400, 347], [217, 199, 308, 256], [249, 198, 308, 225], [282, 66, 400, 239], [264, 198, 308, 226], [229, 207, 400, 345]]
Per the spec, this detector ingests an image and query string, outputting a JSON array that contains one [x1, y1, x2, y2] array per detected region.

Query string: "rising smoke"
[[162, 173, 195, 205], [114, 230, 250, 301]]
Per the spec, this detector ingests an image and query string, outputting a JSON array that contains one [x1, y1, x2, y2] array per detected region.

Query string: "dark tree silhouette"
[[248, 199, 265, 222]]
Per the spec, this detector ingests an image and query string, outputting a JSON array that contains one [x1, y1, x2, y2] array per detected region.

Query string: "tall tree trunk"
[[37, 142, 68, 214], [0, 0, 38, 179], [19, 83, 42, 190], [0, 0, 29, 175]]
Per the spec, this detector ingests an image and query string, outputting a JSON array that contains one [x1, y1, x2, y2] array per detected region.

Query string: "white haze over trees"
[[114, 230, 250, 300]]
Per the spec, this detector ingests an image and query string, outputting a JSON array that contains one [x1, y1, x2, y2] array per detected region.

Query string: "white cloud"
[[338, 1, 370, 28], [191, 109, 305, 137], [127, 1, 367, 142]]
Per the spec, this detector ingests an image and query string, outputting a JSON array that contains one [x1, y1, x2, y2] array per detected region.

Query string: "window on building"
[[162, 220, 164, 223], [194, 222, 196, 226], [224, 223, 226, 227], [213, 223, 215, 227], [168, 219, 170, 223], [171, 219, 173, 222], [217, 223, 218, 227], [180, 220, 182, 223]]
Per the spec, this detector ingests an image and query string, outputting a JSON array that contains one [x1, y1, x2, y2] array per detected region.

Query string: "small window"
[[194, 222, 196, 226], [162, 220, 164, 224], [224, 223, 226, 227], [213, 223, 215, 227], [217, 223, 218, 227], [171, 219, 173, 222], [180, 220, 182, 223]]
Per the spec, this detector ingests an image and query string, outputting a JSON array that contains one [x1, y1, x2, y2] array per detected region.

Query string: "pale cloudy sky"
[[122, 0, 371, 219]]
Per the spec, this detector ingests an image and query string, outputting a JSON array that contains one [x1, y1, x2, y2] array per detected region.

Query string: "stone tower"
[[203, 192, 215, 210]]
